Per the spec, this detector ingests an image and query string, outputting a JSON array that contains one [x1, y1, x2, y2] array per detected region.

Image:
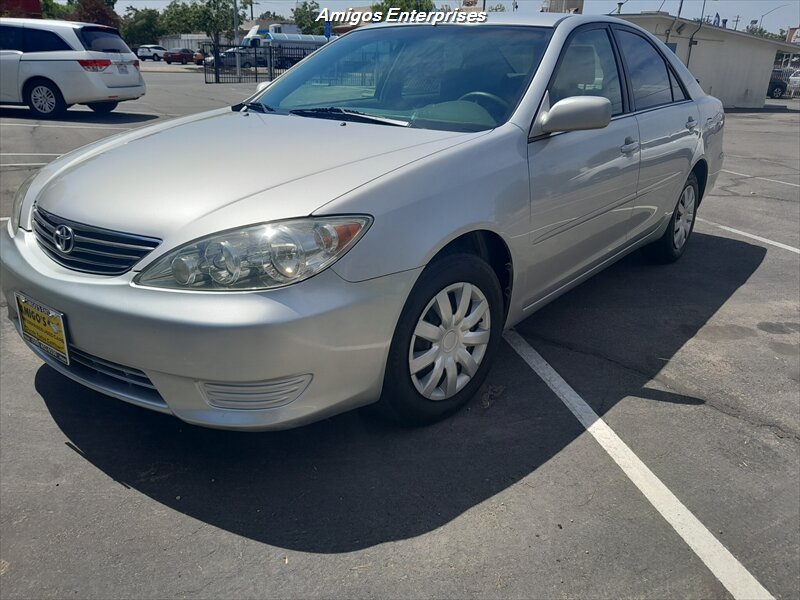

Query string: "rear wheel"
[[25, 80, 66, 117], [371, 253, 504, 425], [87, 101, 118, 114], [642, 172, 699, 263], [771, 85, 785, 99]]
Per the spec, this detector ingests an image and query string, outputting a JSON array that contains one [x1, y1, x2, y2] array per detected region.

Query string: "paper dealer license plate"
[[15, 292, 69, 365]]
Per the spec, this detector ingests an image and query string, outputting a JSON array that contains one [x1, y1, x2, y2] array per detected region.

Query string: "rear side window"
[[22, 28, 72, 53], [615, 30, 673, 110], [669, 69, 688, 102], [78, 27, 131, 53], [0, 25, 23, 51]]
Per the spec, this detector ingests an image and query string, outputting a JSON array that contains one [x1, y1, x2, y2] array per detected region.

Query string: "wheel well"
[[22, 76, 60, 99], [430, 231, 513, 315], [692, 159, 708, 204]]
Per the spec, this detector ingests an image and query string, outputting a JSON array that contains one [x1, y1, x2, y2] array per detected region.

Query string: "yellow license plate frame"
[[15, 292, 69, 365]]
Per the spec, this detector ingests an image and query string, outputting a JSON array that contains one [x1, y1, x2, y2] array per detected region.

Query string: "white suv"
[[136, 45, 167, 61], [0, 18, 145, 116]]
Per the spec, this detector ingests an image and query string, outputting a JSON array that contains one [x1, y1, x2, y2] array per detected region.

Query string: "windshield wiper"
[[289, 107, 409, 127], [233, 101, 275, 113]]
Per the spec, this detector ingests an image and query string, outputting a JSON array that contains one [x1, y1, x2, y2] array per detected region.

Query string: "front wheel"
[[371, 253, 504, 425], [642, 172, 699, 264]]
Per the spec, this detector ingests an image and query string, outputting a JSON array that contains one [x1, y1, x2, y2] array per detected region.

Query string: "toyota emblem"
[[53, 225, 75, 254]]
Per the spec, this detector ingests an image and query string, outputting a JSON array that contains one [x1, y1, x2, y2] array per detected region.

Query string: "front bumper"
[[1, 226, 419, 430]]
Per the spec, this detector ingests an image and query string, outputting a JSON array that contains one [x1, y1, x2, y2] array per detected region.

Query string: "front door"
[[524, 25, 640, 308]]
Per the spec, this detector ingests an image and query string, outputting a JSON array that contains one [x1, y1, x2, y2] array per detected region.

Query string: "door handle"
[[685, 117, 697, 130], [620, 138, 639, 154]]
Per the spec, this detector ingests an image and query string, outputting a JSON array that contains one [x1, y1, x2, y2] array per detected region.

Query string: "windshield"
[[78, 27, 132, 54], [255, 25, 551, 132]]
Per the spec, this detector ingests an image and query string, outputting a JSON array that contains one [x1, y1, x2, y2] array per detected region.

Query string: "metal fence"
[[202, 43, 316, 84]]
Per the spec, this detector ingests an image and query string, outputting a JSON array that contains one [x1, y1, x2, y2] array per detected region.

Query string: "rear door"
[[77, 26, 141, 88], [0, 24, 23, 102], [525, 24, 640, 305], [612, 26, 700, 242]]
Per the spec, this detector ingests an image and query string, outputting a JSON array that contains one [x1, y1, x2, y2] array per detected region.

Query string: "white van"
[[0, 18, 145, 116]]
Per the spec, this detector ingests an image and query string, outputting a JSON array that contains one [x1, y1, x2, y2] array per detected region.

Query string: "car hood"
[[29, 108, 478, 239]]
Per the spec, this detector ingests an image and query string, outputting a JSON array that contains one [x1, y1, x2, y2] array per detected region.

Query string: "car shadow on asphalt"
[[0, 107, 160, 125], [34, 232, 766, 554]]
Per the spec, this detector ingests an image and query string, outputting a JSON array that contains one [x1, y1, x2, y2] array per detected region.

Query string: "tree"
[[159, 0, 199, 35], [41, 0, 74, 19], [487, 3, 506, 11], [195, 0, 245, 46], [121, 7, 164, 45], [258, 10, 290, 22], [292, 1, 324, 35], [744, 24, 787, 41], [72, 0, 121, 27], [371, 0, 436, 13]]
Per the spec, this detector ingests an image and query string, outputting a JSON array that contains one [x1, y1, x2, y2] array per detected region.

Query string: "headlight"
[[134, 216, 372, 291], [10, 174, 37, 236]]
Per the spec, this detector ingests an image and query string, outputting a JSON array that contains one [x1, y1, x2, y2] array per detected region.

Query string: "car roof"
[[0, 17, 117, 31]]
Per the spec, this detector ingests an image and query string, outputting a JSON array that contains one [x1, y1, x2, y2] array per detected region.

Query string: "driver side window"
[[549, 28, 623, 116]]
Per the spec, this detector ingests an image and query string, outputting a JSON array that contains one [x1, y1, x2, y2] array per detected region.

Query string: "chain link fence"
[[202, 44, 316, 84]]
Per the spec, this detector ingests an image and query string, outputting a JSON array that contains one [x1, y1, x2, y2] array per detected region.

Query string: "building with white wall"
[[621, 13, 798, 108]]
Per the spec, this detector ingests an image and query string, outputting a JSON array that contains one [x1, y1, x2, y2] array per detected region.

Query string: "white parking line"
[[0, 153, 62, 156], [0, 123, 132, 131], [0, 163, 47, 167], [697, 218, 800, 255], [503, 330, 774, 600], [0, 217, 9, 222], [721, 169, 800, 188]]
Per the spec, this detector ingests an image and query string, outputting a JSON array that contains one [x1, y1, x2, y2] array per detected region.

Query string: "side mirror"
[[539, 96, 612, 134], [256, 80, 272, 93]]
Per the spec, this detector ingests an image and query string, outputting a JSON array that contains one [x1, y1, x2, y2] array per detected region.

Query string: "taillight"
[[78, 59, 111, 72], [133, 59, 140, 70]]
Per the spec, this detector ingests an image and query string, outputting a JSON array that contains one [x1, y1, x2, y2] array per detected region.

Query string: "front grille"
[[68, 347, 167, 408], [32, 206, 161, 276]]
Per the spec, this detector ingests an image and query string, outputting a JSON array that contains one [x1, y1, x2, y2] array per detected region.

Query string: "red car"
[[163, 48, 193, 65]]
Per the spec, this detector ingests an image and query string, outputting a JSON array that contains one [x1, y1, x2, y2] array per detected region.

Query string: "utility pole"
[[732, 15, 741, 30]]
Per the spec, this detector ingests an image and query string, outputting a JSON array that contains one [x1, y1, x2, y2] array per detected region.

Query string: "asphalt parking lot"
[[1, 73, 798, 599]]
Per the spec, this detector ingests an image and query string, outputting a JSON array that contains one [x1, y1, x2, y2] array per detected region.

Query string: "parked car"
[[789, 69, 800, 92], [0, 18, 145, 116], [163, 47, 193, 64], [136, 44, 167, 61], [767, 75, 788, 99], [193, 49, 204, 65], [1, 14, 724, 430], [206, 47, 265, 69]]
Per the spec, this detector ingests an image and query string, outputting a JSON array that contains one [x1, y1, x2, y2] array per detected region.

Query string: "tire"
[[242, 62, 252, 69], [87, 101, 118, 114], [771, 85, 785, 99], [371, 253, 504, 425], [154, 54, 161, 62], [642, 172, 699, 264], [25, 79, 66, 117], [165, 58, 172, 64]]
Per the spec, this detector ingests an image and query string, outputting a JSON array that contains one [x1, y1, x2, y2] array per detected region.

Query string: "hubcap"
[[408, 282, 492, 401], [673, 185, 696, 250], [31, 85, 56, 114]]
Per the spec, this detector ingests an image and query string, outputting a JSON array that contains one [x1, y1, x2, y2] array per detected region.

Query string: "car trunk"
[[78, 26, 141, 88]]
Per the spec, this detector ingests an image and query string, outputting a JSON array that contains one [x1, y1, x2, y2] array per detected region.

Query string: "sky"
[[103, 0, 800, 33]]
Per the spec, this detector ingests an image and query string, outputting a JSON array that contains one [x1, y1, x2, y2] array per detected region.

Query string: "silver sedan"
[[1, 13, 724, 430]]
